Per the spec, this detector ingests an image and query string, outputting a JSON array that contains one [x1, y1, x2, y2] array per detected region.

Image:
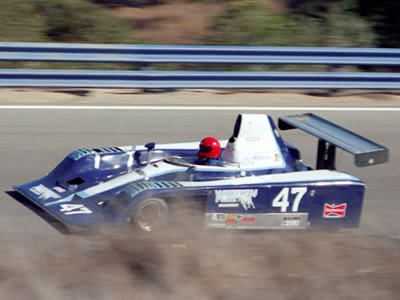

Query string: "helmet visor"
[[199, 144, 212, 154]]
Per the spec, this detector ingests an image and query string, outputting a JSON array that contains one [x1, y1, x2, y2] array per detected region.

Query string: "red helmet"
[[198, 137, 221, 159]]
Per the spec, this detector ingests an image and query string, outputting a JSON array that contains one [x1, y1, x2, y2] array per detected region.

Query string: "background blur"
[[4, 0, 400, 47], [2, 0, 400, 70]]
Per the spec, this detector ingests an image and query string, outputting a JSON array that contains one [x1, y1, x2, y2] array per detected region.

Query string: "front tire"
[[130, 198, 168, 232]]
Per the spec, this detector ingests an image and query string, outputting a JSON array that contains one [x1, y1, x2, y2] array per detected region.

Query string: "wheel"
[[130, 198, 168, 232]]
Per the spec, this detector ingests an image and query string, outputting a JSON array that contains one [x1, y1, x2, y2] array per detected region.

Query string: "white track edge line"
[[0, 105, 399, 112]]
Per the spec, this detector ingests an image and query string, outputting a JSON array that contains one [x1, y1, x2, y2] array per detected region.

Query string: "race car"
[[13, 113, 388, 232]]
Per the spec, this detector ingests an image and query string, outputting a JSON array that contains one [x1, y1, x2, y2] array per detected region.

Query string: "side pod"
[[278, 113, 389, 169]]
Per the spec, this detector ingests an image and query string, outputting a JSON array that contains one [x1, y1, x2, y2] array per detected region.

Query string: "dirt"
[[0, 228, 399, 300], [1, 88, 400, 106], [108, 0, 224, 44]]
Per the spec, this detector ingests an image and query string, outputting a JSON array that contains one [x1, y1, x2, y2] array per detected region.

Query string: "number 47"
[[272, 187, 307, 212], [60, 204, 92, 215]]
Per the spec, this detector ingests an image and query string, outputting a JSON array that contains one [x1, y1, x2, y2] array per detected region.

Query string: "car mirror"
[[186, 166, 197, 181]]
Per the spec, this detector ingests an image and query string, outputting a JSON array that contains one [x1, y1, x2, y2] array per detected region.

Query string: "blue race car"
[[14, 113, 388, 232]]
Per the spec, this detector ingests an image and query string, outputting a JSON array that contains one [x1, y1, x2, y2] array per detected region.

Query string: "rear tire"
[[130, 198, 168, 232]]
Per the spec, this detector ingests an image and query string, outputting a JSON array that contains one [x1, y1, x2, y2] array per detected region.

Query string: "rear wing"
[[278, 113, 389, 169]]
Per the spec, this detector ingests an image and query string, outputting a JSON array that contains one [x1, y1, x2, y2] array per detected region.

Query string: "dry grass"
[[0, 227, 399, 300]]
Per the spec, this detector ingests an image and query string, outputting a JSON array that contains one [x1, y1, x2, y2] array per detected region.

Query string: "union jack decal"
[[323, 203, 347, 218]]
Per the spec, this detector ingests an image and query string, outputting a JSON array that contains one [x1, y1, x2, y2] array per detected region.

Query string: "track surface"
[[0, 90, 399, 299], [1, 105, 399, 239]]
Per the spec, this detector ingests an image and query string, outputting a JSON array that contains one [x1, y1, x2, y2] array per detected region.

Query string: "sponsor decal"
[[30, 184, 61, 200], [214, 189, 258, 210], [323, 203, 347, 218], [211, 213, 226, 222], [246, 136, 261, 143], [53, 186, 66, 193], [225, 214, 237, 224], [282, 216, 301, 227], [242, 216, 256, 224]]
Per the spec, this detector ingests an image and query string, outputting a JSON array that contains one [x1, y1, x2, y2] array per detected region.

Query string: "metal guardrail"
[[2, 69, 400, 89], [0, 42, 400, 89], [1, 42, 400, 65]]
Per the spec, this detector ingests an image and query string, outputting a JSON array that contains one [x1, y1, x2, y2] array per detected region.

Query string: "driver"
[[195, 137, 223, 166]]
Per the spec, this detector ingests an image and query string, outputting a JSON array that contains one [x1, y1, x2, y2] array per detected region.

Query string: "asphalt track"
[[0, 91, 398, 240]]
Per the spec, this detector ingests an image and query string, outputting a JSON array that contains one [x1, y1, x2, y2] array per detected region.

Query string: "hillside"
[[107, 0, 224, 44], [2, 0, 395, 48]]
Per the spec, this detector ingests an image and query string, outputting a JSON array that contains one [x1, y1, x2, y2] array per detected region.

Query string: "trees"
[[356, 0, 400, 48]]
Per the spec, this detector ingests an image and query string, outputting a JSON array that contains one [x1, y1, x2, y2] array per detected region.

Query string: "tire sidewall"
[[131, 198, 168, 232]]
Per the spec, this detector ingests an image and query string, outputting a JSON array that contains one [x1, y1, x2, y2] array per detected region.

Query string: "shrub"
[[0, 0, 136, 44], [206, 0, 376, 48]]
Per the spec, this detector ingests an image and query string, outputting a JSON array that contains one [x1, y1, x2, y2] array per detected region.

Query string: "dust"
[[0, 228, 399, 300]]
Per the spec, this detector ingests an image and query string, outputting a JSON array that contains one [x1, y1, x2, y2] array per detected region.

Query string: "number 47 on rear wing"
[[278, 113, 389, 170]]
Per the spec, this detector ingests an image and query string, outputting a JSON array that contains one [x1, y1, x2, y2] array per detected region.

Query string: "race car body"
[[13, 113, 388, 232]]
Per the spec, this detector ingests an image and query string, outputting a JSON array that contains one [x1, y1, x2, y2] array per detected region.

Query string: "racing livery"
[[13, 113, 388, 232]]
